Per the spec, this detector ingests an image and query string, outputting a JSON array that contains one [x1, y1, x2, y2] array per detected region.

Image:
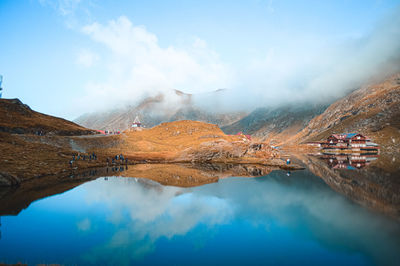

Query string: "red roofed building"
[[322, 133, 378, 151], [236, 132, 251, 141]]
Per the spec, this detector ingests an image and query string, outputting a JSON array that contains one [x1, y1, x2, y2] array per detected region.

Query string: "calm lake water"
[[1, 163, 400, 265]]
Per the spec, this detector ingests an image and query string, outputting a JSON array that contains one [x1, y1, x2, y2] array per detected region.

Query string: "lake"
[[0, 158, 400, 265]]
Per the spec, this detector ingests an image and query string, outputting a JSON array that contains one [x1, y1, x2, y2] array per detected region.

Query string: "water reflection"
[[1, 169, 400, 265], [297, 154, 400, 220], [0, 163, 273, 216], [319, 154, 379, 169], [81, 178, 234, 263]]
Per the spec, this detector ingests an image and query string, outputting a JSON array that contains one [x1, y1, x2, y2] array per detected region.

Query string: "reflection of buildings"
[[321, 154, 378, 169]]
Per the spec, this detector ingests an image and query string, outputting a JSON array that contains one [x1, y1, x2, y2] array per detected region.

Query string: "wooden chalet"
[[322, 133, 377, 151], [345, 133, 369, 148], [324, 134, 348, 148]]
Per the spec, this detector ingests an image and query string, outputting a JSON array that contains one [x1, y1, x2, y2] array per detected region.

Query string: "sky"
[[0, 0, 399, 119]]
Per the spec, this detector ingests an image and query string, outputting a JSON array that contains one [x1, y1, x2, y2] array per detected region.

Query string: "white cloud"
[[212, 6, 400, 110], [38, 0, 92, 29], [73, 8, 400, 114], [76, 16, 233, 112], [77, 217, 92, 231], [76, 49, 99, 67]]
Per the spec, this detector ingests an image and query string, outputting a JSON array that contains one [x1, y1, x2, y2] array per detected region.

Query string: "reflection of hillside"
[[0, 163, 273, 216], [0, 168, 111, 216], [121, 163, 273, 187], [297, 154, 400, 220]]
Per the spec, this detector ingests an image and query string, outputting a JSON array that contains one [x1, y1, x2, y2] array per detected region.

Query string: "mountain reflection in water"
[[0, 163, 276, 217], [0, 164, 399, 265], [298, 154, 400, 220]]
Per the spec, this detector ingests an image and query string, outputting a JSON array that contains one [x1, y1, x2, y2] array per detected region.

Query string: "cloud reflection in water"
[[74, 170, 400, 265], [81, 177, 234, 263]]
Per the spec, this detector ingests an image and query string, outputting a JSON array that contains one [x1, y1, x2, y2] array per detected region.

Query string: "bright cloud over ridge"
[[1, 1, 399, 118], [77, 16, 233, 111]]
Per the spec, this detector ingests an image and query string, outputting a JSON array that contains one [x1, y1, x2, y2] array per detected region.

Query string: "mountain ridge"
[[74, 89, 247, 131]]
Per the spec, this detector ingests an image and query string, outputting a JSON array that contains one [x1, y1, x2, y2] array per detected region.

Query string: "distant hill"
[[0, 98, 94, 135], [222, 104, 328, 144], [74, 90, 247, 131]]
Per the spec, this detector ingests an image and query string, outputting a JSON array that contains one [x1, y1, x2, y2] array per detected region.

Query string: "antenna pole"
[[0, 75, 3, 98]]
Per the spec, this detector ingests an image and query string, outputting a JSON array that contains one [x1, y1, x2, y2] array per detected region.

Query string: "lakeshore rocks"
[[0, 171, 20, 186], [177, 139, 279, 163]]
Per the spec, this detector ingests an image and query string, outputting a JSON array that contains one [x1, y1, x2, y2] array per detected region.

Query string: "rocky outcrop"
[[0, 171, 21, 186], [177, 139, 279, 163]]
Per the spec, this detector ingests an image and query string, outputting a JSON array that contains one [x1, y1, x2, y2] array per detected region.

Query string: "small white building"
[[131, 115, 142, 131]]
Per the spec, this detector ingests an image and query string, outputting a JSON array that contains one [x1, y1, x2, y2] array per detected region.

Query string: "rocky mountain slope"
[[75, 90, 246, 131], [0, 98, 95, 135], [222, 104, 328, 144], [0, 99, 103, 186]]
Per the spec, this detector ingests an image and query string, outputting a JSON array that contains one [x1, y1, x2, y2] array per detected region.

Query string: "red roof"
[[235, 132, 251, 140]]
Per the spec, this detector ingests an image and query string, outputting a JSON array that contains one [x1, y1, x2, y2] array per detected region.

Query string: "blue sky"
[[0, 0, 399, 119]]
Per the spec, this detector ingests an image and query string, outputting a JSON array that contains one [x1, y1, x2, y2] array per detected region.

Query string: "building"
[[130, 115, 143, 131], [322, 133, 379, 152], [131, 115, 141, 128], [324, 133, 369, 148], [345, 133, 368, 148], [326, 134, 348, 148], [235, 132, 251, 141]]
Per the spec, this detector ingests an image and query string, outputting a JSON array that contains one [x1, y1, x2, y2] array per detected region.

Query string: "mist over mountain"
[[291, 73, 400, 152], [221, 104, 328, 143], [74, 90, 247, 131], [72, 5, 400, 145]]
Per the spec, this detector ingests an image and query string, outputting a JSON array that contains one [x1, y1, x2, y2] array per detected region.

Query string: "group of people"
[[35, 130, 45, 136], [104, 130, 121, 135], [68, 152, 129, 168], [69, 152, 98, 167], [106, 154, 128, 166]]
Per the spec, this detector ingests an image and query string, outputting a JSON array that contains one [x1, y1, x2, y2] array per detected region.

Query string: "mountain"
[[0, 98, 99, 186], [74, 90, 247, 131], [222, 104, 328, 144], [221, 73, 400, 154], [0, 98, 94, 135], [290, 73, 400, 155]]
